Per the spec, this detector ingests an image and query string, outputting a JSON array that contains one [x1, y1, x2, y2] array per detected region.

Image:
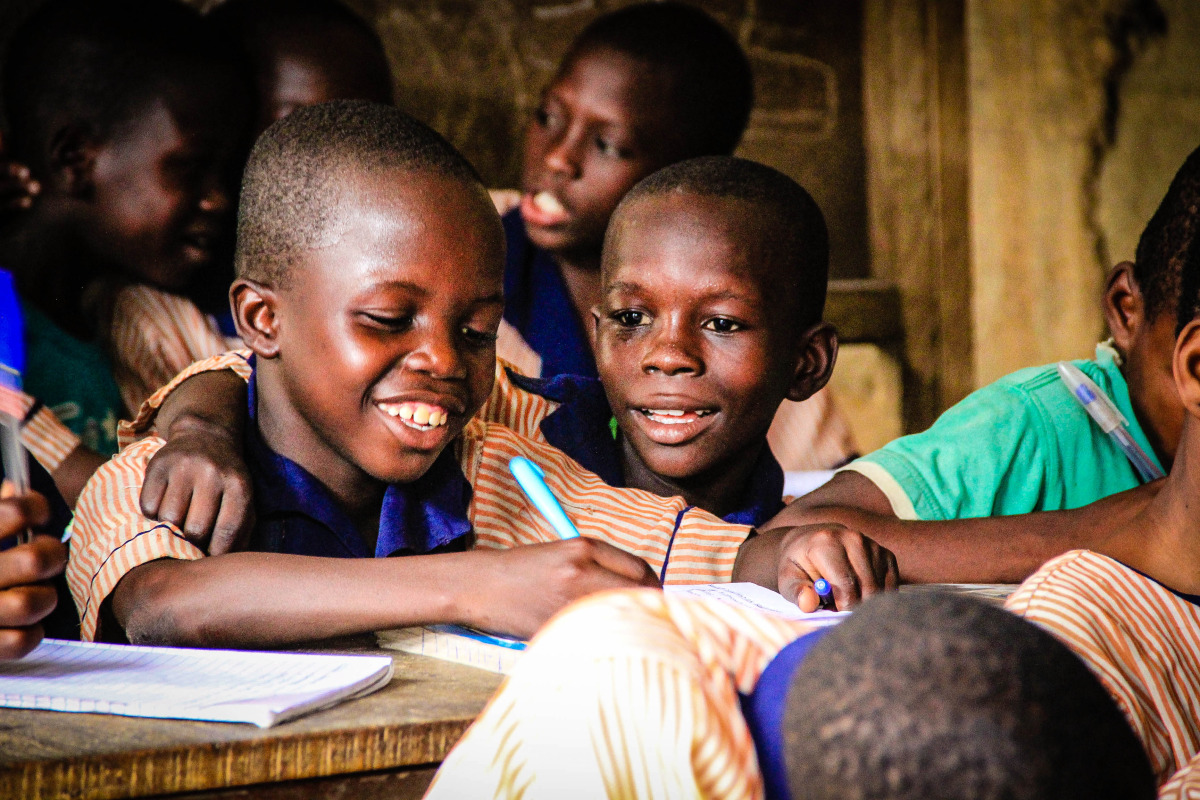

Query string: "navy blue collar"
[[245, 364, 473, 558], [740, 627, 834, 800], [500, 209, 598, 379], [506, 369, 785, 526]]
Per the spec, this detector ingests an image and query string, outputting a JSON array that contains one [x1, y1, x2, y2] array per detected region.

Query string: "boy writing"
[[1001, 226, 1200, 788], [67, 101, 891, 647], [739, 145, 1200, 585], [426, 590, 1153, 800], [128, 155, 895, 611]]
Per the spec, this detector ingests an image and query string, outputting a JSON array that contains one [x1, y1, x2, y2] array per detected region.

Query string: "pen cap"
[[1056, 362, 1127, 433], [0, 270, 23, 389]]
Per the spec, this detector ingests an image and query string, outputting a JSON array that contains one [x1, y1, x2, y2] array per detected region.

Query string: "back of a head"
[[613, 156, 829, 329], [569, 2, 752, 158], [2, 0, 231, 172], [783, 593, 1155, 800], [237, 99, 484, 286], [1135, 144, 1200, 321]]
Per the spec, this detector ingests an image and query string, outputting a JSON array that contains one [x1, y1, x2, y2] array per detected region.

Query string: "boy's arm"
[[739, 471, 1157, 584], [123, 351, 252, 553], [73, 436, 659, 646]]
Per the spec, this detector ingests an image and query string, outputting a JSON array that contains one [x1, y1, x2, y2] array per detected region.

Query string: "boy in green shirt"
[[738, 145, 1198, 587]]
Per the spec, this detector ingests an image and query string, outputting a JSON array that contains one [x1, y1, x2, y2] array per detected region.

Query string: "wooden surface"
[[825, 279, 903, 345], [0, 638, 502, 800]]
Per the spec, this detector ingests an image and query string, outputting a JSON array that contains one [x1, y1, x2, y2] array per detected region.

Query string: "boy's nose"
[[543, 128, 583, 180], [641, 327, 704, 377], [405, 325, 468, 380], [197, 181, 231, 215]]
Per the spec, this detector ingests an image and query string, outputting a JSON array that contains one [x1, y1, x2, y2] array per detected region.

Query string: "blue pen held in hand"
[[814, 578, 834, 610], [508, 457, 581, 540]]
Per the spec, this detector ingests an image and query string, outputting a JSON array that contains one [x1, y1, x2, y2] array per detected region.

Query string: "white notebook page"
[[0, 639, 394, 727], [666, 582, 851, 626]]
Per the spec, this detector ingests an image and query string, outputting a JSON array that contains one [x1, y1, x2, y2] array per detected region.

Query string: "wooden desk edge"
[[0, 714, 475, 800]]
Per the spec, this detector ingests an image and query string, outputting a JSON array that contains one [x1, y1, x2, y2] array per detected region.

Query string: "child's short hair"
[[610, 156, 829, 330], [782, 592, 1154, 800], [207, 0, 392, 102], [1135, 144, 1200, 321], [567, 2, 752, 158], [236, 99, 484, 286], [2, 0, 233, 171]]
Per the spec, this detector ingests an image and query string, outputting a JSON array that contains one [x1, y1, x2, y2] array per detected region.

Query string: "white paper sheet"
[[665, 582, 851, 626], [0, 639, 394, 727]]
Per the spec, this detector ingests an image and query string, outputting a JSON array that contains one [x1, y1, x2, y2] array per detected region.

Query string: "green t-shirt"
[[846, 343, 1164, 520], [21, 299, 124, 457]]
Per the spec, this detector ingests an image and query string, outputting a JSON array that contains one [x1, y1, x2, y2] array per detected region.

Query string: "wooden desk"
[[0, 639, 503, 800]]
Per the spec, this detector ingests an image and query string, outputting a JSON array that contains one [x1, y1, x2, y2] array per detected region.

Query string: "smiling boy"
[[65, 102, 891, 648]]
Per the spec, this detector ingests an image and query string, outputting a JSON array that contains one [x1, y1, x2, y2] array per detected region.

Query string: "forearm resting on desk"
[[746, 471, 1159, 584]]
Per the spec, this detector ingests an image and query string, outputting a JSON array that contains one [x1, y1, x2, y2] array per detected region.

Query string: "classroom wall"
[[966, 0, 1200, 384]]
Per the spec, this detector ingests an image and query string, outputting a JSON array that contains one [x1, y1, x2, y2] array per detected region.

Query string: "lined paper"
[[0, 639, 394, 727], [377, 626, 525, 675], [666, 582, 851, 626]]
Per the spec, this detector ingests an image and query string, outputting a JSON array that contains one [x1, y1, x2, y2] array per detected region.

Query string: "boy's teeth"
[[379, 401, 449, 429], [533, 191, 565, 215], [650, 409, 686, 416], [643, 408, 712, 424]]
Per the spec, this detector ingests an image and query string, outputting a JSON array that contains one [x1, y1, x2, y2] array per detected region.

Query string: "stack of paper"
[[0, 639, 394, 727], [378, 624, 525, 675]]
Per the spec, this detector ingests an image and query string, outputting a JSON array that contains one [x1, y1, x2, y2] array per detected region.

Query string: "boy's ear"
[[230, 278, 282, 358], [786, 322, 838, 402], [1173, 319, 1200, 416], [46, 122, 99, 198], [1103, 261, 1144, 357]]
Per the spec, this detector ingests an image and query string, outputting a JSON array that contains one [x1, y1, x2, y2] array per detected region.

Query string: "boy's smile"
[[594, 192, 806, 485], [245, 167, 504, 499], [520, 45, 685, 260]]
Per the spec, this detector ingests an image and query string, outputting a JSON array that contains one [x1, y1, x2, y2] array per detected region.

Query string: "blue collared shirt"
[[507, 370, 785, 527], [740, 627, 833, 800], [501, 210, 598, 380], [244, 369, 474, 558]]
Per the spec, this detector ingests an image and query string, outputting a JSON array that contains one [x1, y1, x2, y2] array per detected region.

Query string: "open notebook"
[[0, 639, 394, 727]]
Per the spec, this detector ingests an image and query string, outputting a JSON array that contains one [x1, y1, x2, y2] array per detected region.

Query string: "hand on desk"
[[460, 538, 662, 640], [734, 522, 898, 612], [0, 492, 65, 659]]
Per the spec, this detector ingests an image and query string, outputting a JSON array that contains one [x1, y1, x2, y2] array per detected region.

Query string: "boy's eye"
[[460, 325, 499, 346], [701, 317, 744, 333], [594, 136, 628, 159], [360, 312, 413, 331], [612, 310, 647, 327], [535, 106, 561, 132]]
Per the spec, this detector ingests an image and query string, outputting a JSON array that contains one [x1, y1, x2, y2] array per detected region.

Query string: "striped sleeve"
[[1005, 550, 1200, 786], [108, 285, 237, 414], [1161, 753, 1200, 800], [66, 437, 204, 641], [472, 359, 557, 441], [117, 349, 253, 449], [0, 384, 82, 473], [426, 588, 814, 800], [460, 419, 750, 584]]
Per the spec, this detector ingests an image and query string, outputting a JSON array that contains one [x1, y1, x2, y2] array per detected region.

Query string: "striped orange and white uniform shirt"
[[68, 352, 751, 642], [0, 383, 81, 475], [1162, 753, 1200, 799], [108, 284, 240, 414], [1004, 550, 1200, 786], [426, 588, 816, 800]]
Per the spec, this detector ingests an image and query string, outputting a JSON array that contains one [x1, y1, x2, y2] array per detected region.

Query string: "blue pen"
[[509, 457, 580, 539], [813, 578, 834, 610]]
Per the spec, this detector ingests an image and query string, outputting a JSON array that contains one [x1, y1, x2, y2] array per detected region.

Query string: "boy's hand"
[[736, 523, 898, 612], [141, 419, 253, 555], [463, 538, 661, 640], [0, 493, 65, 659]]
